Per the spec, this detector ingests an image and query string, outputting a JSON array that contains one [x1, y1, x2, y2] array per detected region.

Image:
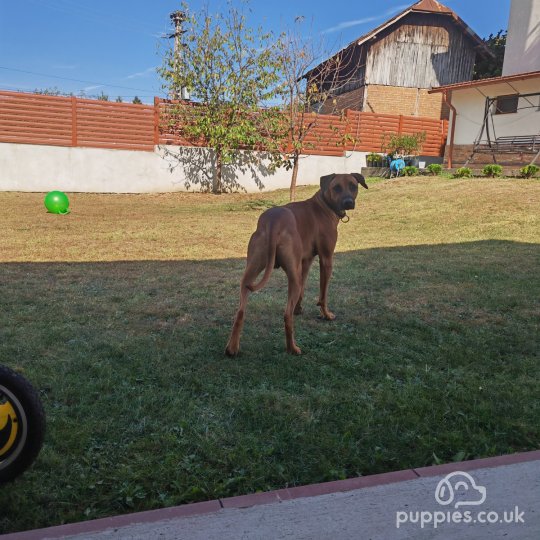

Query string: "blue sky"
[[0, 0, 511, 103]]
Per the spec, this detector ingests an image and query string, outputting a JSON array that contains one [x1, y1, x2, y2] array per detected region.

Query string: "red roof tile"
[[412, 0, 453, 14]]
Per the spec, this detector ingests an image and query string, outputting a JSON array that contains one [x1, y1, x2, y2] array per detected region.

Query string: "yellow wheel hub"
[[0, 400, 19, 459]]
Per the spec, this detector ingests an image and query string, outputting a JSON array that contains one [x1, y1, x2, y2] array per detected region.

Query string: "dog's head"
[[320, 173, 367, 212]]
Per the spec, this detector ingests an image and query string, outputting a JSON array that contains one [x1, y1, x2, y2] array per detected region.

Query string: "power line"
[[53, 0, 156, 30], [0, 65, 159, 93], [27, 0, 159, 38]]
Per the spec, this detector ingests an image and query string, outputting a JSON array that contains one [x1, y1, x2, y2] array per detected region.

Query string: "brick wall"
[[364, 84, 448, 120], [318, 87, 365, 114], [445, 144, 537, 166]]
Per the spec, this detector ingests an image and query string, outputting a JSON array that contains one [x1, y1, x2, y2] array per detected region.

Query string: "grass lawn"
[[0, 176, 539, 533]]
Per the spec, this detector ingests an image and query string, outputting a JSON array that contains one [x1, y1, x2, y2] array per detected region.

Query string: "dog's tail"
[[246, 223, 278, 293]]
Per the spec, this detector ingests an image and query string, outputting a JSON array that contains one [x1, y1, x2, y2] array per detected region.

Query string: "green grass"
[[0, 177, 539, 533]]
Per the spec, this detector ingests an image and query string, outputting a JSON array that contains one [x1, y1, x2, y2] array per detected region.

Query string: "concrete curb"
[[3, 449, 539, 539]]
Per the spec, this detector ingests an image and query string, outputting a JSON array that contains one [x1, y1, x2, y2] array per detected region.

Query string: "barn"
[[306, 0, 492, 119]]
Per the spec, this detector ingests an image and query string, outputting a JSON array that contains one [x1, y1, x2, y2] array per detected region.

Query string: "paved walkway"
[[3, 451, 539, 540]]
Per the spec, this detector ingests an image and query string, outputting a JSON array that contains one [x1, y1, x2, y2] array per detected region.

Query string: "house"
[[429, 0, 540, 167], [306, 0, 492, 120], [501, 0, 540, 77]]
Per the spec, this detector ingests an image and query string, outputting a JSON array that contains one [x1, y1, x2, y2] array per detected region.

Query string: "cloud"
[[81, 85, 104, 92], [126, 67, 157, 79], [322, 16, 381, 34], [321, 4, 410, 35]]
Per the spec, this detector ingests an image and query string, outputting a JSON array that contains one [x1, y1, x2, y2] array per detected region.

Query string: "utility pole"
[[168, 11, 188, 100]]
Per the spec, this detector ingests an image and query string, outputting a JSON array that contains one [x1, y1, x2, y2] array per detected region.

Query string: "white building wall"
[[0, 143, 367, 193], [502, 0, 540, 76], [450, 77, 540, 145]]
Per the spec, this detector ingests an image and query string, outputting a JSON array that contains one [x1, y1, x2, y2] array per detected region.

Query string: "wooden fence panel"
[[157, 100, 208, 147], [0, 91, 72, 146], [75, 99, 154, 151], [0, 90, 155, 151], [344, 110, 447, 156]]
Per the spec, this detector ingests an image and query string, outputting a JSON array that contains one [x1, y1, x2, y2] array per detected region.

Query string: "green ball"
[[44, 191, 70, 214]]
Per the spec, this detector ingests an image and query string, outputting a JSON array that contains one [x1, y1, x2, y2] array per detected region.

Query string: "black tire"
[[0, 365, 46, 482]]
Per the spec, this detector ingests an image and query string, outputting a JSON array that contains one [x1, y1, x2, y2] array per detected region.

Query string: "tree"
[[158, 2, 284, 193], [274, 23, 358, 201], [132, 96, 142, 104], [382, 132, 426, 157], [97, 91, 109, 101], [116, 96, 123, 103], [473, 30, 506, 80], [33, 87, 63, 96]]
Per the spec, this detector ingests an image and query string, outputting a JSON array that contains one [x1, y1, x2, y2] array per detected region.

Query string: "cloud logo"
[[435, 471, 487, 508]]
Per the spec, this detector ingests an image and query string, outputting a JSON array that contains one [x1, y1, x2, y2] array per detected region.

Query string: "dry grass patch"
[[1, 177, 538, 262]]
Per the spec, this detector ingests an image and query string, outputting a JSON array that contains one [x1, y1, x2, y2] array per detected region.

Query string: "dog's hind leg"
[[284, 263, 303, 354], [225, 242, 266, 357], [225, 267, 262, 357], [280, 232, 303, 354], [294, 258, 313, 315]]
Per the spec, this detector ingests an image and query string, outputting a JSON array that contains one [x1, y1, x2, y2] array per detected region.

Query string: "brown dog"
[[225, 173, 368, 356]]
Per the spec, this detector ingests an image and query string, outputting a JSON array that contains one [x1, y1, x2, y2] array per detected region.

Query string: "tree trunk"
[[289, 155, 299, 201], [214, 150, 223, 194]]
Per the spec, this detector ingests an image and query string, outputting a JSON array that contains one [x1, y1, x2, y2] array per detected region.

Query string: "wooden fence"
[[0, 90, 447, 156], [156, 100, 447, 157], [0, 90, 154, 151], [299, 110, 448, 157]]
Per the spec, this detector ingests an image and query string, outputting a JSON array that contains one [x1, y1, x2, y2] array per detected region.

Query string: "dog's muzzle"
[[342, 198, 355, 210]]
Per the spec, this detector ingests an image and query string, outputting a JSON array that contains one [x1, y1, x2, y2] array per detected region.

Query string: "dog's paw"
[[318, 307, 336, 320], [225, 343, 239, 357], [287, 344, 302, 355]]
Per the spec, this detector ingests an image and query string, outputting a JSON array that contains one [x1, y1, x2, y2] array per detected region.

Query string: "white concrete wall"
[[0, 142, 367, 193], [449, 77, 540, 145], [502, 0, 540, 76]]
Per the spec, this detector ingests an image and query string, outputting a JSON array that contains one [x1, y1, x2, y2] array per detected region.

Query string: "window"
[[494, 94, 519, 114]]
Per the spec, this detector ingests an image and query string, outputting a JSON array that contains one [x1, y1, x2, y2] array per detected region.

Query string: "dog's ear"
[[351, 173, 368, 189], [320, 173, 336, 192]]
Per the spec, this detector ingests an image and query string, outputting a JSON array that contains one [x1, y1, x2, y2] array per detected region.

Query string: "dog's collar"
[[321, 191, 348, 222]]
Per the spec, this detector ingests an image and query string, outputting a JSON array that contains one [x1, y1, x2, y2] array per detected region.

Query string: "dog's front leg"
[[317, 255, 335, 320]]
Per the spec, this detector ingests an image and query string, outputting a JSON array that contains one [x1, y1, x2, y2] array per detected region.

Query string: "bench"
[[475, 135, 540, 153]]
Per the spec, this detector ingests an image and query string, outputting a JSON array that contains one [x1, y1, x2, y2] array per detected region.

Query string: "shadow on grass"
[[0, 240, 538, 533]]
